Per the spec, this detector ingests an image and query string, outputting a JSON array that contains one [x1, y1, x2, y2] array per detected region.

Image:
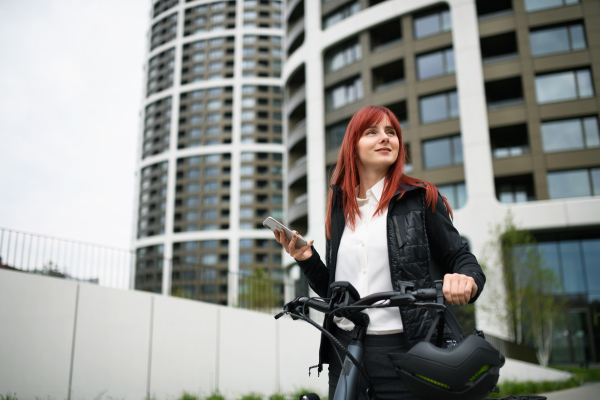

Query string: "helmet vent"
[[469, 364, 490, 381], [415, 374, 450, 389]]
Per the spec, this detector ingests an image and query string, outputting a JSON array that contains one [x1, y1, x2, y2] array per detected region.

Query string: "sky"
[[0, 0, 150, 249]]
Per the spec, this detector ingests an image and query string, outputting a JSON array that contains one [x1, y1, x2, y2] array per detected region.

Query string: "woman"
[[274, 105, 485, 399]]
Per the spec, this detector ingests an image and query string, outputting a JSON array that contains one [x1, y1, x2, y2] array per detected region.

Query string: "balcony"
[[285, 16, 304, 53], [288, 155, 307, 186], [485, 77, 524, 110], [288, 193, 308, 223], [286, 84, 306, 117], [287, 118, 306, 150]]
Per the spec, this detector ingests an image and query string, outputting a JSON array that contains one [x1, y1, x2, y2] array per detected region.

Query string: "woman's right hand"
[[274, 229, 313, 261]]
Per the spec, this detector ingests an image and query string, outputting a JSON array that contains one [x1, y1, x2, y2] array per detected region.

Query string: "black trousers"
[[328, 327, 422, 400]]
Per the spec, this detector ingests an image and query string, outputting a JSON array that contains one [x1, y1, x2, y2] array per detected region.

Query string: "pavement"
[[538, 382, 600, 400]]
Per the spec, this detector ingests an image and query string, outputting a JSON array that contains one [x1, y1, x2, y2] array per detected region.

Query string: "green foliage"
[[286, 388, 325, 400], [239, 393, 263, 400], [268, 394, 286, 400], [483, 212, 567, 366], [0, 394, 18, 400], [177, 392, 200, 400], [550, 366, 600, 382], [239, 268, 279, 311], [204, 392, 226, 400], [487, 377, 581, 398]]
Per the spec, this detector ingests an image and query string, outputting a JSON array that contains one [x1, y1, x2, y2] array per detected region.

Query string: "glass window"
[[240, 222, 253, 230], [547, 168, 600, 199], [242, 111, 255, 120], [525, 0, 579, 13], [422, 135, 463, 169], [239, 252, 253, 264], [530, 23, 586, 57], [242, 97, 255, 107], [201, 223, 217, 231], [582, 239, 600, 291], [240, 208, 254, 219], [183, 255, 197, 265], [323, 2, 360, 29], [240, 165, 254, 176], [535, 69, 594, 104], [190, 115, 203, 125], [204, 154, 220, 163], [541, 117, 600, 153], [203, 181, 218, 191], [202, 209, 217, 220], [186, 197, 199, 207], [201, 254, 217, 265], [437, 182, 467, 209], [240, 194, 254, 204], [414, 9, 451, 39], [184, 241, 199, 251], [324, 38, 362, 73], [188, 168, 200, 179], [325, 76, 364, 111], [203, 195, 218, 205], [201, 268, 217, 279], [202, 240, 217, 250], [241, 124, 254, 134], [204, 167, 218, 177], [272, 194, 283, 204], [416, 48, 454, 80], [240, 179, 254, 189], [419, 90, 459, 124], [185, 211, 199, 222], [187, 183, 200, 193]]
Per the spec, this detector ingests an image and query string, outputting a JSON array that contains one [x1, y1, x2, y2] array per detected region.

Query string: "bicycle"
[[275, 280, 547, 400]]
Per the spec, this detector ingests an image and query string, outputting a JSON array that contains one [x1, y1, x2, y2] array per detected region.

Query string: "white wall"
[[0, 268, 570, 400]]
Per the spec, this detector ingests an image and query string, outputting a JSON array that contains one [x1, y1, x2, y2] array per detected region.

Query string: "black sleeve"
[[425, 194, 486, 303], [295, 246, 330, 298]]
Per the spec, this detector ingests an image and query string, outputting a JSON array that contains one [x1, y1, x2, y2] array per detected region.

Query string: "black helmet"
[[389, 333, 505, 400]]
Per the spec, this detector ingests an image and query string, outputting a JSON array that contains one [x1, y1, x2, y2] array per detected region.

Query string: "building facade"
[[133, 0, 286, 307], [282, 0, 600, 363]]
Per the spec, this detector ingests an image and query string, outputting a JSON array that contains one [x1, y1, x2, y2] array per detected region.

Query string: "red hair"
[[326, 105, 453, 239]]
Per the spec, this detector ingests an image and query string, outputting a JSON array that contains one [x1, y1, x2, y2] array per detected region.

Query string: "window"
[[186, 197, 200, 207], [203, 195, 218, 205], [187, 183, 200, 193], [201, 268, 217, 279], [185, 211, 199, 222], [490, 124, 530, 158], [184, 241, 199, 251], [202, 240, 218, 250], [326, 119, 349, 151], [207, 99, 221, 110], [200, 255, 217, 267], [525, 0, 579, 13], [209, 49, 224, 59], [242, 59, 255, 69], [240, 222, 253, 230], [414, 8, 451, 39], [202, 209, 217, 220], [241, 111, 255, 120], [190, 115, 203, 125], [244, 11, 257, 19], [206, 126, 220, 136], [272, 194, 282, 204], [203, 181, 218, 191], [241, 165, 254, 176], [204, 167, 219, 177], [541, 117, 599, 153], [243, 35, 256, 44], [547, 168, 600, 199], [422, 135, 463, 169], [324, 38, 362, 73], [323, 2, 360, 29], [205, 154, 220, 163], [416, 48, 454, 80], [240, 179, 254, 189], [535, 69, 594, 104], [242, 97, 255, 107], [188, 168, 200, 179], [437, 182, 467, 209], [419, 91, 459, 124], [201, 223, 217, 231], [239, 252, 252, 264], [184, 255, 198, 265], [242, 85, 255, 94], [325, 76, 364, 111], [240, 194, 254, 204], [240, 239, 253, 248], [240, 208, 254, 219], [530, 23, 586, 57]]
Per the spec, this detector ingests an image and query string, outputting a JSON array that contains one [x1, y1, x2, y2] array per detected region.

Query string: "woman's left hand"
[[442, 273, 478, 305]]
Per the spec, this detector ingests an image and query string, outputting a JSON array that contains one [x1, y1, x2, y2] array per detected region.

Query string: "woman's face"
[[355, 115, 400, 173]]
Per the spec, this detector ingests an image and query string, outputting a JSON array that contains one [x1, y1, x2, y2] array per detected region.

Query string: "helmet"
[[388, 333, 505, 400]]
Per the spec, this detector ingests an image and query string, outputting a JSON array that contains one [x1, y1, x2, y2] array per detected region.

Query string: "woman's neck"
[[356, 169, 387, 198]]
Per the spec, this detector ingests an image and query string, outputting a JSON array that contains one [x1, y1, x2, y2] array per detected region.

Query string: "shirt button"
[[361, 242, 365, 246], [362, 270, 366, 274]]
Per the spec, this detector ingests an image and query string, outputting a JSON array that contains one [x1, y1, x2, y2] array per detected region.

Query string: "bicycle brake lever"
[[274, 312, 285, 320]]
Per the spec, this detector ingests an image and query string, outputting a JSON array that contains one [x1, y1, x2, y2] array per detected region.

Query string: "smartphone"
[[263, 216, 308, 248]]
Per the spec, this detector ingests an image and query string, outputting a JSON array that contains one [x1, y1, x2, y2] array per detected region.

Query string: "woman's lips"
[[376, 148, 391, 152]]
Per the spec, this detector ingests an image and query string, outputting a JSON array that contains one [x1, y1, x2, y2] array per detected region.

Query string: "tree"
[[239, 267, 279, 312], [483, 213, 566, 366]]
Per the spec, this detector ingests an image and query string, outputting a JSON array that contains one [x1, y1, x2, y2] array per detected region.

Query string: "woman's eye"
[[387, 131, 396, 135], [366, 130, 375, 135]]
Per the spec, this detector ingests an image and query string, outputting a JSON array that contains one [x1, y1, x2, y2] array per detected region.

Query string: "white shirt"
[[334, 177, 404, 334]]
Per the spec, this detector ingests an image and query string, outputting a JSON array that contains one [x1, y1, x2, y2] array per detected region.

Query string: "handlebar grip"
[[412, 288, 437, 300], [304, 298, 330, 314]]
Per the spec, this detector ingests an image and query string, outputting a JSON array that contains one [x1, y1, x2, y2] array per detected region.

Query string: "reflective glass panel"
[[423, 137, 451, 169], [582, 239, 600, 291], [420, 93, 447, 124], [541, 119, 585, 152], [414, 14, 440, 38], [449, 91, 459, 118], [456, 182, 467, 209], [583, 117, 600, 148], [530, 27, 570, 56], [570, 25, 586, 50], [538, 242, 562, 292], [525, 0, 566, 12], [445, 49, 455, 73], [452, 135, 463, 164], [417, 51, 444, 80], [592, 168, 600, 195], [547, 169, 591, 199], [560, 241, 586, 294], [576, 70, 594, 98], [535, 71, 577, 103]]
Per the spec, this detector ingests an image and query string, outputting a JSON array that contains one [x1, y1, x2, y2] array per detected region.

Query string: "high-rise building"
[[133, 0, 286, 307], [283, 0, 600, 363]]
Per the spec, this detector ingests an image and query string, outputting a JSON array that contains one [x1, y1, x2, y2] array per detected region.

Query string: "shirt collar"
[[356, 176, 385, 204]]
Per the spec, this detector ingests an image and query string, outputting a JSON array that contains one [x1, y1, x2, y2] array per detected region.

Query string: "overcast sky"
[[0, 0, 150, 249]]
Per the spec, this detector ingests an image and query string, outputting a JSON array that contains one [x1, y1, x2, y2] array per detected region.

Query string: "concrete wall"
[[0, 268, 570, 400]]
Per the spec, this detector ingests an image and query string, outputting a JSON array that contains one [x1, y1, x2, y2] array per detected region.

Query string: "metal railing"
[[0, 227, 133, 290]]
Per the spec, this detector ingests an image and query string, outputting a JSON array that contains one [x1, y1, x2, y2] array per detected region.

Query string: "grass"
[[549, 366, 600, 382], [487, 376, 582, 398], [173, 389, 326, 400]]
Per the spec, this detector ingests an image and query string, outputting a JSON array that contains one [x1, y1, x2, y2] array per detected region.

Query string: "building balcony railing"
[[286, 83, 306, 116], [288, 194, 308, 223], [285, 0, 303, 22], [288, 156, 307, 186], [287, 119, 306, 150], [286, 16, 305, 50]]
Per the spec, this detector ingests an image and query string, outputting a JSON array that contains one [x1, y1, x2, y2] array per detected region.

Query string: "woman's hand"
[[442, 273, 478, 305], [274, 230, 313, 261]]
